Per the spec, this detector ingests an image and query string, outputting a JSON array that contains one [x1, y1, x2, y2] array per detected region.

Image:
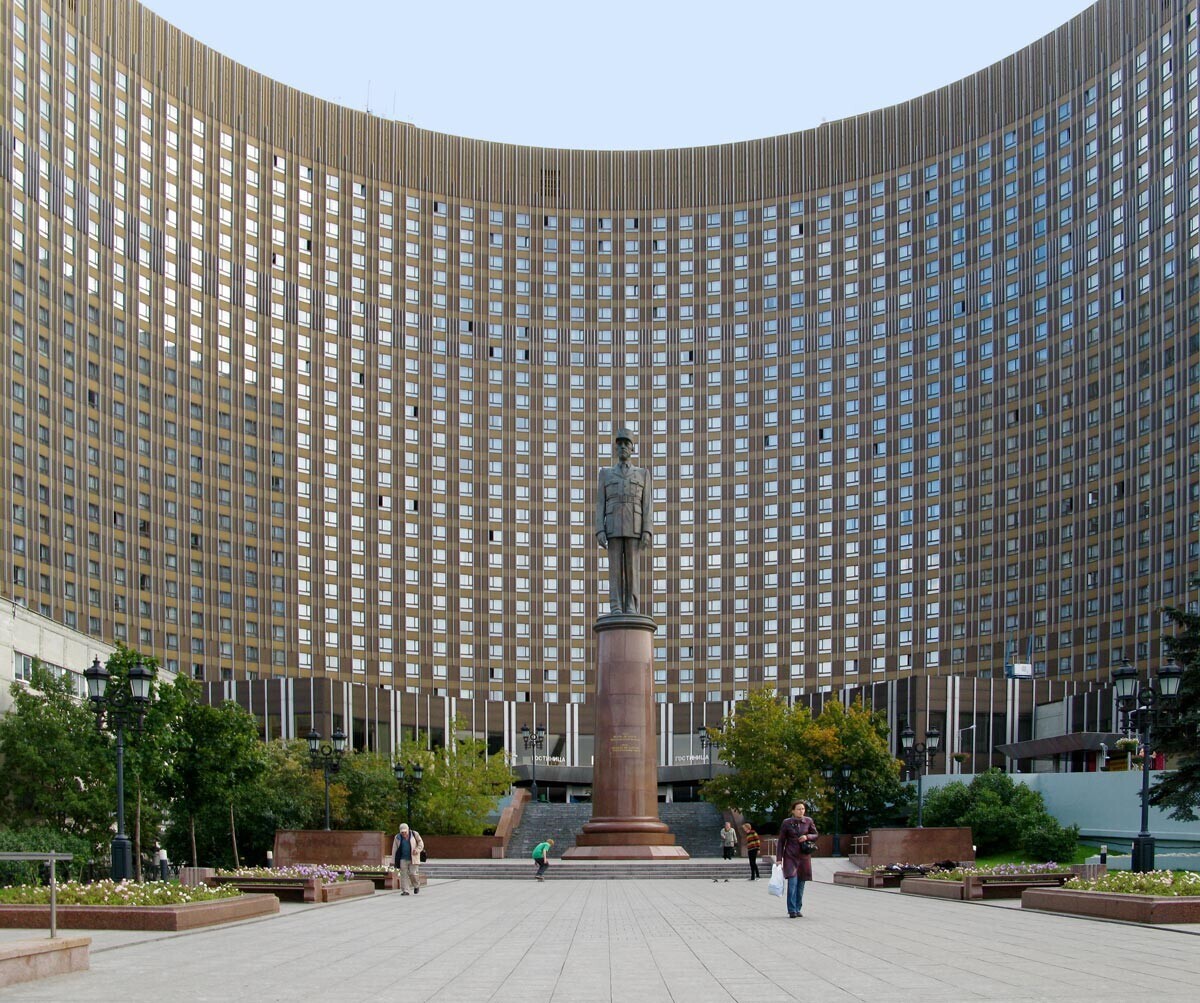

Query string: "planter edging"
[[1021, 887, 1200, 924]]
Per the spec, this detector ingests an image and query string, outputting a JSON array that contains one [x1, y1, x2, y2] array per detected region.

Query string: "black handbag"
[[798, 838, 818, 854], [420, 850, 428, 863]]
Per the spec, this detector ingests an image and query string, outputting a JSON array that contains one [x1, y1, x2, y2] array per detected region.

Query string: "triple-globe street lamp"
[[306, 726, 347, 831], [1112, 659, 1183, 872], [697, 726, 721, 780], [521, 724, 546, 801], [84, 656, 154, 880], [393, 761, 424, 826], [821, 762, 853, 857], [900, 724, 941, 828]]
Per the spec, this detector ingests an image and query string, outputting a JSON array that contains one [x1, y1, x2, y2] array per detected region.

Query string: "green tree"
[[0, 662, 113, 853], [812, 700, 908, 834], [162, 738, 326, 869], [339, 750, 400, 832], [403, 719, 513, 835], [1150, 584, 1200, 820], [153, 682, 266, 866], [699, 690, 829, 824]]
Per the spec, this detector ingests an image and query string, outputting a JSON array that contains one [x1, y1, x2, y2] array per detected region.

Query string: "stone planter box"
[[856, 827, 974, 870], [0, 937, 90, 988], [962, 873, 1072, 900], [1022, 888, 1200, 924], [273, 830, 389, 868], [900, 877, 969, 900], [421, 835, 504, 859], [0, 895, 278, 931], [318, 879, 374, 903], [833, 870, 903, 889], [210, 875, 374, 903], [902, 874, 1073, 901], [349, 869, 403, 890]]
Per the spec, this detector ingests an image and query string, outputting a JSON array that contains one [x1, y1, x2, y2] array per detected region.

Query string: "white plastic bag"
[[767, 861, 785, 897]]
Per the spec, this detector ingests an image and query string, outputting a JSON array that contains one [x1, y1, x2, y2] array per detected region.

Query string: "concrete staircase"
[[505, 801, 729, 860], [506, 803, 591, 859], [658, 802, 727, 857]]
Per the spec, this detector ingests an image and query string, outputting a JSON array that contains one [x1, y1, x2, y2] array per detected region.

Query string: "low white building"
[[0, 599, 116, 715]]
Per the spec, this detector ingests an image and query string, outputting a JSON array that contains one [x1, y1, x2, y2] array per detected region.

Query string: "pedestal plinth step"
[[422, 860, 754, 880]]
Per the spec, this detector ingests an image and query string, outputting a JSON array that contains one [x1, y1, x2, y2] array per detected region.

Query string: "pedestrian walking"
[[720, 820, 738, 860], [532, 838, 554, 880], [391, 823, 424, 895], [742, 822, 761, 880], [775, 800, 818, 918]]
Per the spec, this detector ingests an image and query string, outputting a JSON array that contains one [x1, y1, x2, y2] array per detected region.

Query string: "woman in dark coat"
[[776, 800, 819, 918]]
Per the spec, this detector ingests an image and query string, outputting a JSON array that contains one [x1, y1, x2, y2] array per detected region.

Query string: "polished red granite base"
[[567, 615, 688, 861]]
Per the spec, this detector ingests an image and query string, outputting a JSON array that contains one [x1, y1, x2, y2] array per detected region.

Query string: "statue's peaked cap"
[[615, 426, 636, 444]]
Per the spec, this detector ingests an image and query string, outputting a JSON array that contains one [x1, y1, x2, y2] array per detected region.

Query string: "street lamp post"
[[306, 726, 347, 831], [900, 724, 941, 828], [84, 656, 154, 881], [521, 723, 546, 802], [821, 763, 852, 856], [957, 725, 976, 774], [1111, 659, 1183, 872], [392, 761, 424, 825], [697, 726, 720, 780]]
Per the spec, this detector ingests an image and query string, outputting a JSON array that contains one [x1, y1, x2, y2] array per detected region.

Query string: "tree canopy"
[[699, 691, 908, 831], [1150, 582, 1200, 820], [0, 661, 112, 851]]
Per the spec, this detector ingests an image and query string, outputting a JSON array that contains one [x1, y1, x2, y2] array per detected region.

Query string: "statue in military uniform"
[[596, 427, 652, 615]]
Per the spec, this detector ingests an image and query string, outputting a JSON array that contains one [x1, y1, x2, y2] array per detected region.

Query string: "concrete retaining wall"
[[0, 938, 90, 989], [919, 771, 1200, 845]]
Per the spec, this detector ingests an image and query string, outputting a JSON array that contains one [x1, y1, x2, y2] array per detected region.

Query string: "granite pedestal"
[[564, 614, 687, 860]]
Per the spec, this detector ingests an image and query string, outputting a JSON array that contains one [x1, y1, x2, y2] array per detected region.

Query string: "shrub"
[[961, 798, 1023, 855], [911, 768, 1071, 858], [1019, 817, 1080, 863], [918, 781, 972, 828], [0, 826, 94, 885]]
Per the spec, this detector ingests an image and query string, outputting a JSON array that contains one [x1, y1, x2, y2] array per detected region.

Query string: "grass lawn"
[[974, 843, 1096, 868]]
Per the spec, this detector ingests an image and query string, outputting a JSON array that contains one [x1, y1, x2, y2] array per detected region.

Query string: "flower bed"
[[0, 880, 241, 906], [211, 866, 373, 903], [923, 862, 1068, 881], [0, 881, 277, 931], [215, 865, 354, 883], [902, 863, 1074, 901], [1063, 870, 1200, 896], [1023, 872, 1200, 924]]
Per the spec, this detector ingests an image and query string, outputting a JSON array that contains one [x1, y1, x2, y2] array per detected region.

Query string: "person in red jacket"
[[776, 800, 818, 918]]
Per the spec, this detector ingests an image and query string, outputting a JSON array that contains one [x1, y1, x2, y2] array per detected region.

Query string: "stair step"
[[420, 860, 767, 880], [505, 801, 731, 859]]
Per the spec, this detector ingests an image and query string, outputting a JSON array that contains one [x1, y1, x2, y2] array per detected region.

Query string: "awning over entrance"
[[996, 732, 1123, 759]]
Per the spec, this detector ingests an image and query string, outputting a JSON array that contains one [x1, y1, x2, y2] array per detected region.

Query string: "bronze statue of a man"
[[596, 427, 652, 615]]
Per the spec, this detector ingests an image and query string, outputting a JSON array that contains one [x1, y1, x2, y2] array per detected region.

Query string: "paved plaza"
[[1, 861, 1198, 1002]]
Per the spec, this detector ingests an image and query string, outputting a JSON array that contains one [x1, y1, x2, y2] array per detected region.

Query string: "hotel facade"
[[2, 0, 1197, 782]]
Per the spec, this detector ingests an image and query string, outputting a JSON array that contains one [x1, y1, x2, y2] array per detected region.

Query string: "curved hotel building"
[[2, 0, 1197, 780]]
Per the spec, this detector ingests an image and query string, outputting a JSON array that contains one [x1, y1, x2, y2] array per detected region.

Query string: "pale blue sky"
[[142, 0, 1097, 150]]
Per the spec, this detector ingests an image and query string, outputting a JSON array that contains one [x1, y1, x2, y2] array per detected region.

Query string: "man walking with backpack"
[[532, 838, 554, 881]]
